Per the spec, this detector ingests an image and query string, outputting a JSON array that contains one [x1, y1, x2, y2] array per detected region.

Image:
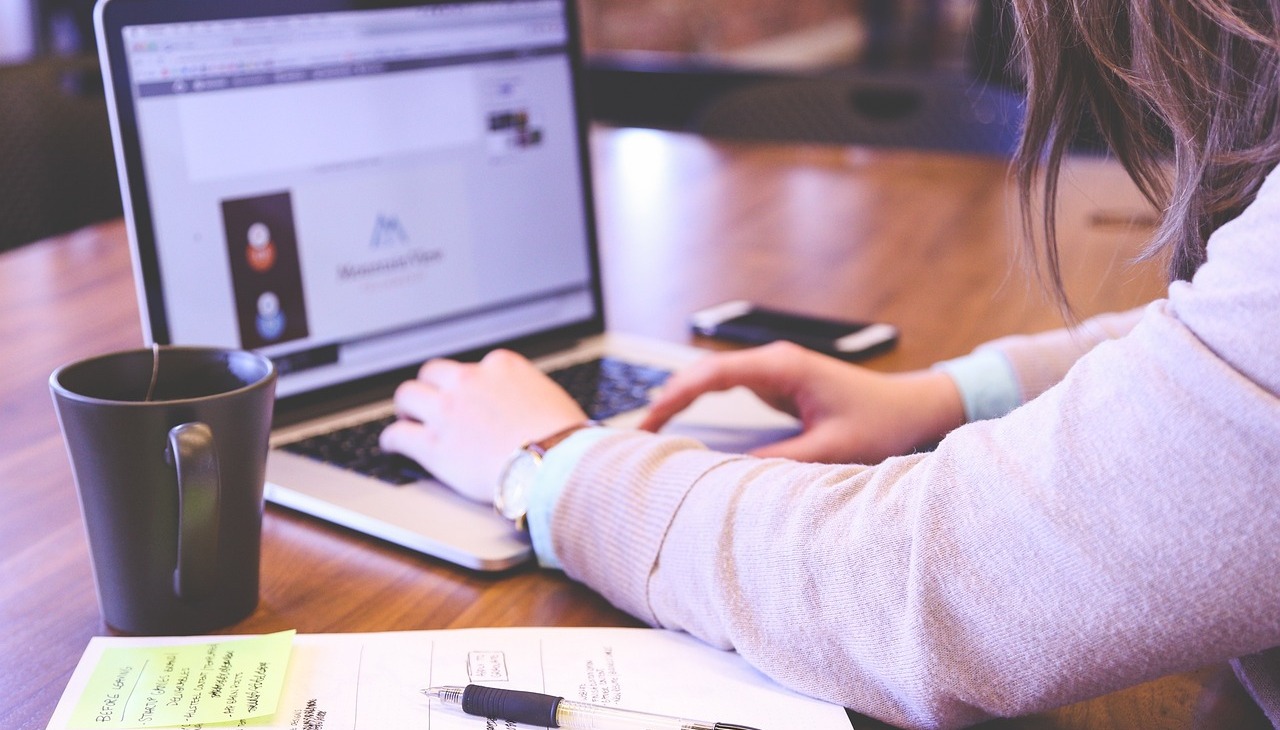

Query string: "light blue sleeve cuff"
[[933, 349, 1022, 423], [526, 426, 618, 570]]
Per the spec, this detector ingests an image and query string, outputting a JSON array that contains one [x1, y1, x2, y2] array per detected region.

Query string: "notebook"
[[95, 0, 798, 571]]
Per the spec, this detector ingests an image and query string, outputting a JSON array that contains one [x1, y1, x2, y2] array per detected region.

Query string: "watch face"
[[497, 450, 538, 522]]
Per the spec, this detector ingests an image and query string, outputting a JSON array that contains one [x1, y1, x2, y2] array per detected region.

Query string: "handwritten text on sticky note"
[[69, 630, 295, 728]]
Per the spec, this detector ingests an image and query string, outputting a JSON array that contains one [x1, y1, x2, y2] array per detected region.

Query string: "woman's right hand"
[[640, 341, 967, 465]]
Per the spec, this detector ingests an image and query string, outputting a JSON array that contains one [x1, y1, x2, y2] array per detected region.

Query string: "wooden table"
[[0, 126, 1267, 729]]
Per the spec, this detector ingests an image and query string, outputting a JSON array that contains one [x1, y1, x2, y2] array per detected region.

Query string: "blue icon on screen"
[[255, 291, 286, 341]]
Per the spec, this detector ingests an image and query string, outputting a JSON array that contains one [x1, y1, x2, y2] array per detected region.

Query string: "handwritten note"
[[465, 651, 509, 682], [66, 630, 295, 729]]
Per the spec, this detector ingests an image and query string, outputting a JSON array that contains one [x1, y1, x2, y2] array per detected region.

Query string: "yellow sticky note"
[[68, 630, 296, 729]]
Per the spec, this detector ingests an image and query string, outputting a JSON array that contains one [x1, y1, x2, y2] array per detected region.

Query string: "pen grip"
[[463, 685, 561, 727]]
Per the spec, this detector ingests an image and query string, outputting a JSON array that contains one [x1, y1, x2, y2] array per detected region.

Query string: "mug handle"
[[167, 422, 221, 599]]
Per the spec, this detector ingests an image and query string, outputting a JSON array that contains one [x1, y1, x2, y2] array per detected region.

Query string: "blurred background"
[[0, 0, 1021, 250], [581, 0, 1007, 75], [0, 0, 1013, 75], [579, 0, 1022, 151]]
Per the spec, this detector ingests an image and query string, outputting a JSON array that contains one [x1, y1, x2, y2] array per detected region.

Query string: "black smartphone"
[[690, 300, 898, 359]]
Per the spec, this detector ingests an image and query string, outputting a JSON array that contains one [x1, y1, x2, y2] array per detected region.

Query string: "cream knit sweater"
[[544, 166, 1280, 728]]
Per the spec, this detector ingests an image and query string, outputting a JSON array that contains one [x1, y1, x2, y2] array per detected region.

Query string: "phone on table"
[[690, 300, 898, 359]]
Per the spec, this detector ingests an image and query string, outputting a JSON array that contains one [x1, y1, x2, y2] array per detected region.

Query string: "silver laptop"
[[96, 0, 797, 571]]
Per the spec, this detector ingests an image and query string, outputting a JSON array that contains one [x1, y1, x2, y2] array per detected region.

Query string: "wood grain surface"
[[0, 126, 1267, 730]]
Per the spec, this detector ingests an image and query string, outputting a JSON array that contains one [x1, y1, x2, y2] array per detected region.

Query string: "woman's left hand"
[[379, 349, 588, 503]]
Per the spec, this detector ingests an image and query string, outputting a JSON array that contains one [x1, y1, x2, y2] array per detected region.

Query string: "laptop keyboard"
[[279, 357, 670, 486], [547, 356, 670, 421], [281, 413, 428, 485]]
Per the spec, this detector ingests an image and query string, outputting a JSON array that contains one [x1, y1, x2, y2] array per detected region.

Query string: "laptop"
[[95, 0, 798, 571]]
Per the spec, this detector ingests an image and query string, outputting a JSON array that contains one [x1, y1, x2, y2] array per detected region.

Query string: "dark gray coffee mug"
[[50, 346, 276, 635]]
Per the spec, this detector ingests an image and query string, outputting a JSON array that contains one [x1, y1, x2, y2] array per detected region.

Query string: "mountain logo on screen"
[[370, 214, 409, 249]]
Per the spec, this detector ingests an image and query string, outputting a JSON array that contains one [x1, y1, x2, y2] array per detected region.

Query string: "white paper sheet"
[[46, 627, 853, 730]]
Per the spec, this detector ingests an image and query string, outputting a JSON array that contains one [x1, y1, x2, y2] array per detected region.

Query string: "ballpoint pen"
[[422, 684, 763, 730]]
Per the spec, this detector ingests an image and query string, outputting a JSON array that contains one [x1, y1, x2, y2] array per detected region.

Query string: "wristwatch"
[[495, 421, 597, 531]]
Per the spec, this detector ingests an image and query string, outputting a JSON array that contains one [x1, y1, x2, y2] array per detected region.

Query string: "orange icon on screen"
[[245, 222, 277, 272]]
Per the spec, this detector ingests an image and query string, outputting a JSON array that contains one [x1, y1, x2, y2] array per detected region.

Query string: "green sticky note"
[[68, 630, 296, 729]]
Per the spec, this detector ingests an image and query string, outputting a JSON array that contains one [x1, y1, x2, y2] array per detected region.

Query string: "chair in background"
[[584, 58, 789, 132], [0, 54, 121, 252], [691, 70, 1025, 156], [585, 56, 1026, 157]]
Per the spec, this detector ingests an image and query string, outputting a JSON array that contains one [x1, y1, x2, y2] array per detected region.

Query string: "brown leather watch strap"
[[527, 420, 599, 456]]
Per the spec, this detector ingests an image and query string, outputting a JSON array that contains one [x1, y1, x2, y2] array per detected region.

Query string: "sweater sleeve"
[[978, 307, 1145, 403], [547, 168, 1280, 729], [935, 308, 1145, 423]]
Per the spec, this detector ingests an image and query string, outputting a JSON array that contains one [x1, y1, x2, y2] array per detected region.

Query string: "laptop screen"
[[101, 0, 600, 399]]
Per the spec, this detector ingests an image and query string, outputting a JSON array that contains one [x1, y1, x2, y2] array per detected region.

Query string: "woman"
[[380, 1, 1280, 727]]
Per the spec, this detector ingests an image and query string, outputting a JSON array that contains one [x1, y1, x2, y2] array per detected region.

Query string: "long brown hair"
[[1010, 0, 1280, 302]]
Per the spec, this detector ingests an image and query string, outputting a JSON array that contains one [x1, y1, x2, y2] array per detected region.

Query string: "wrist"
[[892, 370, 967, 448], [933, 349, 1022, 423], [494, 420, 599, 531], [529, 420, 600, 455], [526, 426, 618, 570]]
